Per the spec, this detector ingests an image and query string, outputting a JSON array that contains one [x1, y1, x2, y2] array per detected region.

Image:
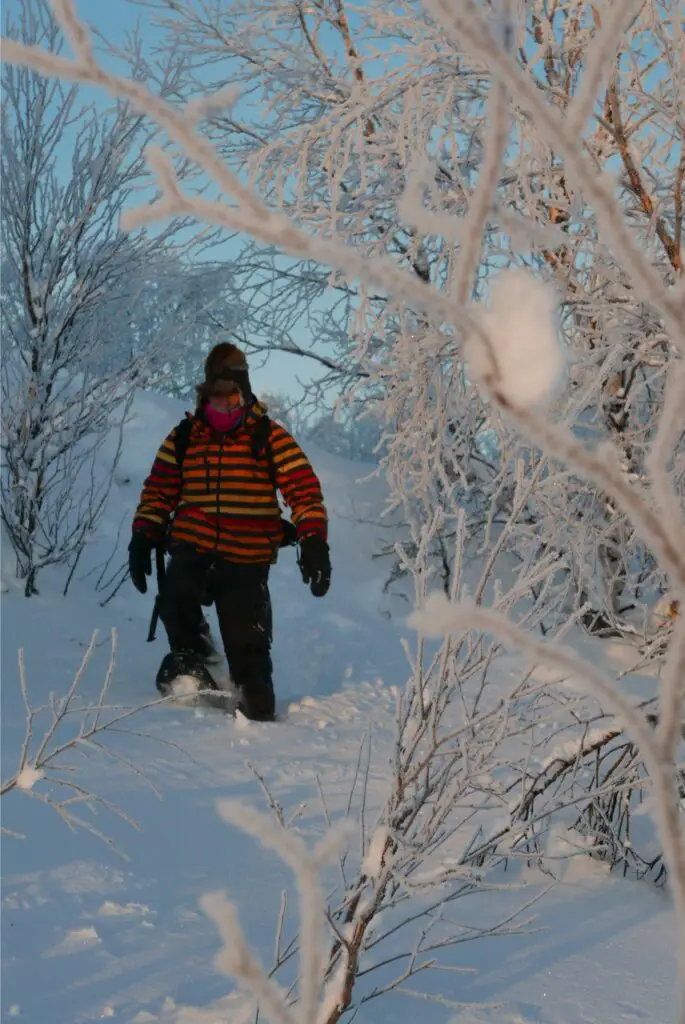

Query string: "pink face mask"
[[204, 401, 246, 433]]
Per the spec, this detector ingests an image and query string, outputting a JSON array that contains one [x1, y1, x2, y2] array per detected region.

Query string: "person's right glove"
[[128, 532, 156, 594], [298, 535, 331, 598]]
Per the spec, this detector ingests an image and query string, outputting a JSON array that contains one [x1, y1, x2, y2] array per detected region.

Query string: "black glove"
[[128, 533, 156, 594], [298, 535, 331, 598]]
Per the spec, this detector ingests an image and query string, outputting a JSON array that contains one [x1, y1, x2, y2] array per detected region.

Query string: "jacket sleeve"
[[132, 428, 182, 542], [270, 423, 328, 541]]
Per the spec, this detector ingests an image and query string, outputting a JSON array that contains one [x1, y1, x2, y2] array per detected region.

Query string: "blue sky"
[[4, 0, 320, 403]]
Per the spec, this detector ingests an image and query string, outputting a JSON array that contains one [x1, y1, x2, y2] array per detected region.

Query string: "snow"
[[467, 269, 566, 410], [97, 901, 152, 918], [45, 926, 102, 957], [540, 728, 620, 770], [362, 825, 389, 879], [14, 766, 44, 791], [0, 387, 679, 1023]]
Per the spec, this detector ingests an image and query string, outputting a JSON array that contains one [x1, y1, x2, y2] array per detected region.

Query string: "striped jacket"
[[132, 405, 327, 563]]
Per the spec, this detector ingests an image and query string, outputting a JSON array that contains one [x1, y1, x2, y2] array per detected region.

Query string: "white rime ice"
[[15, 765, 44, 791], [467, 268, 566, 410], [362, 826, 389, 879]]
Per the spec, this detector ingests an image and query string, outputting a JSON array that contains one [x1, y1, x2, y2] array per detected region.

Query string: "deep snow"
[[1, 389, 679, 1023]]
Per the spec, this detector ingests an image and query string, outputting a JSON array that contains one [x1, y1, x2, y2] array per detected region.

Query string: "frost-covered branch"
[[413, 277, 685, 1000], [200, 803, 353, 1024], [0, 629, 191, 854], [0, 0, 227, 594], [1, 1, 483, 334]]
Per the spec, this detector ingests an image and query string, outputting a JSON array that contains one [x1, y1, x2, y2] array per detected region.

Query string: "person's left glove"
[[298, 535, 331, 598], [128, 532, 156, 594]]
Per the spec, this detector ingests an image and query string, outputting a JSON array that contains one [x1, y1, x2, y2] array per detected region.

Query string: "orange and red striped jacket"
[[133, 406, 327, 563]]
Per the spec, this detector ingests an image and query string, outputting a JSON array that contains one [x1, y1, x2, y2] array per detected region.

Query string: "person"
[[128, 342, 331, 720]]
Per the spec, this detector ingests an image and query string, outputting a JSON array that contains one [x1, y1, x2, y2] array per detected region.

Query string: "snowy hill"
[[1, 389, 679, 1023]]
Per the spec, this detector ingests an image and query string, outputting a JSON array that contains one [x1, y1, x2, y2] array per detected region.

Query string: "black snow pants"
[[157, 545, 273, 712]]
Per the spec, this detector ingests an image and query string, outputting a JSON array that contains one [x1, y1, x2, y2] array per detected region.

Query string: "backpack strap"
[[250, 414, 277, 491], [173, 417, 193, 469], [252, 415, 297, 547], [159, 418, 193, 549]]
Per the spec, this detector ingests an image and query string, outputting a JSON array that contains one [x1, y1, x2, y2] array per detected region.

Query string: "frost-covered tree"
[[125, 0, 684, 636], [257, 391, 299, 433], [98, 255, 247, 399], [123, 0, 482, 391], [490, 0, 685, 637], [0, 0, 192, 594], [304, 404, 386, 463]]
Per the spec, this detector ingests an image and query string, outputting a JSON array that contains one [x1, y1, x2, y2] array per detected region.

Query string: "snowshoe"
[[155, 649, 219, 695], [155, 650, 234, 713]]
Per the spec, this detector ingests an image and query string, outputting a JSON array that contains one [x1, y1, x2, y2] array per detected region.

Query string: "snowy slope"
[[1, 389, 679, 1024]]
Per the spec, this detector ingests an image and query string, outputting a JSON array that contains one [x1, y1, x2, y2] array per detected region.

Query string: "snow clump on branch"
[[466, 269, 566, 410]]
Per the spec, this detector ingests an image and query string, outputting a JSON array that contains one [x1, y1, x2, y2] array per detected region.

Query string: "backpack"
[[171, 414, 297, 547]]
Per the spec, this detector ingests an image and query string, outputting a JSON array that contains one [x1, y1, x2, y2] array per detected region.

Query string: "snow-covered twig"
[[1, 629, 193, 853], [200, 802, 354, 1024], [200, 890, 298, 1024], [1, 0, 220, 595], [2, 24, 459, 336], [450, 271, 685, 955], [423, 0, 685, 350]]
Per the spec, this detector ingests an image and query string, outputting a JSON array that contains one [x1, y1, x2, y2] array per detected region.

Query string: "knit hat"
[[196, 342, 253, 402]]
